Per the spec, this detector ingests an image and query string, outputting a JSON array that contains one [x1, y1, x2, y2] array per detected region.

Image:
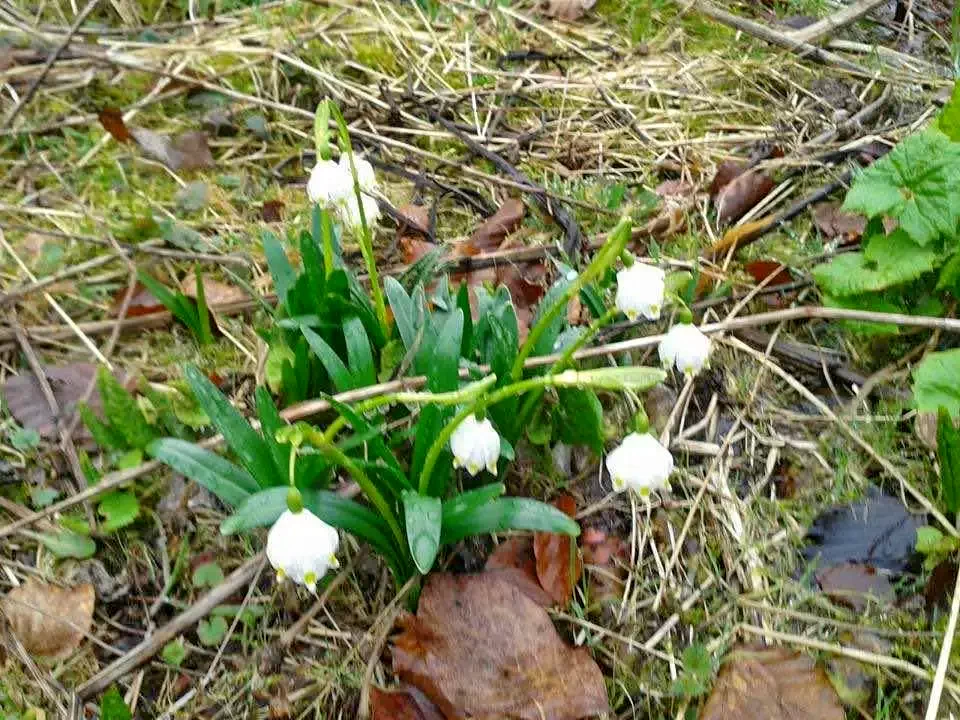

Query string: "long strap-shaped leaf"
[[147, 438, 257, 507], [440, 496, 580, 546]]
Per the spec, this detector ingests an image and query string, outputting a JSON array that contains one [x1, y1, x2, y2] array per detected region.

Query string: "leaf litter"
[[1, 579, 95, 659]]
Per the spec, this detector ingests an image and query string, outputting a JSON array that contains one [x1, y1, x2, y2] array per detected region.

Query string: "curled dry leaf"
[[541, 0, 597, 21], [392, 572, 609, 719], [815, 563, 894, 612], [1, 579, 95, 659], [485, 536, 553, 607], [370, 686, 444, 720], [463, 198, 526, 255], [715, 170, 775, 226], [812, 202, 867, 242], [655, 179, 694, 199], [97, 109, 214, 171], [708, 160, 744, 198], [533, 494, 583, 606], [700, 644, 844, 720], [744, 260, 792, 288], [396, 204, 436, 264], [113, 281, 164, 317], [180, 271, 246, 307]]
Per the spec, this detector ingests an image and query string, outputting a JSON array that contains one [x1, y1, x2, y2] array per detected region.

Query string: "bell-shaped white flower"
[[450, 414, 501, 476], [307, 159, 352, 206], [659, 323, 711, 376], [266, 508, 340, 593], [338, 154, 377, 191], [616, 263, 666, 321], [340, 191, 381, 230], [606, 432, 674, 496]]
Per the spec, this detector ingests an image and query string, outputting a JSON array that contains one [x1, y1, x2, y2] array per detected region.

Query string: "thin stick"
[[925, 563, 960, 720], [75, 552, 264, 699], [787, 0, 887, 45], [2, 0, 100, 128]]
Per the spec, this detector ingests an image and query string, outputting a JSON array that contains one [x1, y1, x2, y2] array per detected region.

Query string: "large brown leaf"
[[370, 686, 444, 720], [1, 579, 95, 659], [462, 198, 526, 255], [392, 573, 609, 719], [485, 536, 553, 607], [715, 170, 775, 225], [700, 645, 844, 720], [533, 494, 583, 606]]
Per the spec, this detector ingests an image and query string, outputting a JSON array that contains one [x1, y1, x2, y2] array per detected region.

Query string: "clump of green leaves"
[[670, 644, 714, 698], [813, 87, 960, 334], [137, 267, 214, 346]]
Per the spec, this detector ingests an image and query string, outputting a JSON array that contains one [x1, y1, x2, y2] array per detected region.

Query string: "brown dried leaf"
[[700, 645, 844, 720], [815, 563, 894, 612], [925, 561, 958, 612], [709, 215, 773, 257], [708, 160, 745, 198], [715, 170, 775, 225], [485, 536, 553, 608], [180, 271, 246, 307], [812, 202, 867, 242], [541, 0, 597, 21], [534, 494, 583, 606], [98, 107, 133, 143], [655, 179, 694, 199], [1, 579, 95, 659], [129, 127, 215, 171], [370, 686, 444, 720], [396, 204, 432, 236], [464, 198, 526, 255], [392, 573, 610, 719], [2, 363, 105, 439], [744, 260, 792, 287], [261, 200, 284, 223], [113, 281, 164, 317]]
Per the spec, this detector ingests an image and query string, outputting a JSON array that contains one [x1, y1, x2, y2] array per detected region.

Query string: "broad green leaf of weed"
[[821, 293, 902, 336], [10, 426, 40, 452], [938, 80, 960, 141], [161, 638, 187, 668], [842, 130, 960, 246], [936, 407, 960, 514], [813, 245, 937, 297], [99, 687, 132, 720], [913, 349, 960, 416], [197, 616, 228, 646], [98, 491, 140, 533], [97, 367, 155, 450], [37, 530, 96, 559], [192, 561, 224, 588]]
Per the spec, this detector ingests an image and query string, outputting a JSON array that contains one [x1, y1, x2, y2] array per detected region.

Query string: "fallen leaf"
[[744, 260, 792, 287], [655, 179, 694, 198], [486, 536, 553, 607], [1, 579, 95, 659], [715, 170, 775, 225], [370, 686, 444, 720], [812, 202, 866, 242], [540, 0, 596, 20], [924, 561, 958, 612], [815, 563, 894, 612], [463, 198, 526, 255], [2, 363, 120, 439], [261, 200, 284, 222], [98, 108, 133, 143], [112, 281, 164, 317], [131, 128, 215, 171], [700, 644, 844, 720], [392, 573, 610, 719], [708, 160, 744, 198], [581, 527, 628, 605], [534, 494, 583, 606], [180, 271, 246, 307], [802, 488, 926, 573], [708, 215, 774, 257], [396, 204, 432, 236]]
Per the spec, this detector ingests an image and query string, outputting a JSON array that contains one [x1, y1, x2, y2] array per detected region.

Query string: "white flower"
[[450, 415, 501, 476], [616, 263, 666, 321], [340, 191, 381, 230], [338, 154, 377, 191], [307, 159, 352, 206], [266, 509, 340, 593], [605, 433, 674, 496], [658, 323, 712, 376]]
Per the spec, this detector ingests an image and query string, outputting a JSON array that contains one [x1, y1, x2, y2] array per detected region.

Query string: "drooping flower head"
[[658, 323, 711, 376], [605, 432, 674, 496], [616, 263, 666, 321], [266, 508, 340, 593], [450, 414, 501, 476], [307, 158, 352, 206], [306, 154, 381, 230]]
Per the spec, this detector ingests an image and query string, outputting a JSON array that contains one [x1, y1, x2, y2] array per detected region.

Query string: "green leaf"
[[916, 525, 946, 554], [37, 529, 96, 559], [10, 426, 40, 452], [440, 483, 505, 521], [197, 616, 228, 647], [97, 491, 140, 533], [192, 561, 224, 588], [343, 316, 376, 387], [161, 638, 187, 668], [322, 395, 402, 475], [148, 438, 258, 507], [937, 406, 960, 514], [30, 487, 59, 508], [302, 326, 354, 392], [99, 687, 132, 720], [913, 349, 960, 416], [531, 271, 575, 357], [97, 366, 155, 450], [402, 490, 442, 574], [814, 239, 938, 298], [440, 497, 580, 546], [821, 293, 903, 336], [194, 267, 213, 345], [937, 80, 960, 142], [385, 277, 419, 353], [842, 129, 960, 246], [263, 231, 295, 305], [937, 250, 960, 297], [79, 403, 127, 450], [456, 281, 474, 358], [554, 388, 604, 453], [184, 365, 280, 487]]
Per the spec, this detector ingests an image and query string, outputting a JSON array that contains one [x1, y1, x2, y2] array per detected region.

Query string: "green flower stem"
[[328, 101, 389, 338], [296, 424, 405, 550], [514, 306, 618, 429], [510, 216, 633, 381], [320, 209, 336, 278], [322, 375, 497, 443]]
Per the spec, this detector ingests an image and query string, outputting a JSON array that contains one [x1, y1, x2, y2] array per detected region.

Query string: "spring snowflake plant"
[[147, 98, 716, 593]]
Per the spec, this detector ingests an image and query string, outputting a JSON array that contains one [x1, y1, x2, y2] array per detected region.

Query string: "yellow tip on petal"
[[612, 476, 625, 492], [276, 567, 286, 584], [304, 571, 317, 593], [468, 463, 480, 476], [486, 461, 497, 475], [328, 554, 340, 569]]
